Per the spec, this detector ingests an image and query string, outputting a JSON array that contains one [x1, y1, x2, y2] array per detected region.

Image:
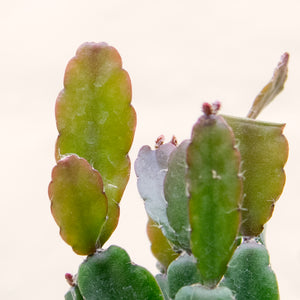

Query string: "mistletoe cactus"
[[49, 42, 289, 299]]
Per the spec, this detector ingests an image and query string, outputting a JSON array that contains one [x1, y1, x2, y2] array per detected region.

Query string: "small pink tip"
[[202, 102, 212, 116], [202, 101, 221, 116], [280, 52, 289, 65], [65, 273, 74, 286], [212, 101, 221, 113]]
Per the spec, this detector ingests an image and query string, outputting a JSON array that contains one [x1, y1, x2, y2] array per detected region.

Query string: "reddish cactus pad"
[[49, 155, 108, 255]]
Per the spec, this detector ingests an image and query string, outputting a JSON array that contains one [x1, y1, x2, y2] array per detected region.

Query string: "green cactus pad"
[[55, 42, 136, 245], [65, 286, 83, 300], [175, 285, 235, 300], [221, 241, 279, 300], [164, 140, 191, 251], [135, 142, 177, 241], [48, 155, 107, 255], [187, 113, 242, 287], [77, 245, 164, 300], [223, 115, 288, 236], [167, 253, 202, 299], [147, 217, 179, 272]]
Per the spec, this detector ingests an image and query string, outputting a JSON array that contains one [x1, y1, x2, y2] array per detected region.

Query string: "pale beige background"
[[1, 0, 299, 299]]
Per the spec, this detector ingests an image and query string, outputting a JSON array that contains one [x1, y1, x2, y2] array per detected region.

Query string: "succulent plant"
[[49, 42, 288, 299]]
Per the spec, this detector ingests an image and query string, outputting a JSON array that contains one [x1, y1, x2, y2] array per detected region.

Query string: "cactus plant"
[[49, 42, 289, 299]]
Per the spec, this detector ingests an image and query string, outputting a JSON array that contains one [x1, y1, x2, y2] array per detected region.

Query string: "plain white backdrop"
[[1, 0, 299, 298]]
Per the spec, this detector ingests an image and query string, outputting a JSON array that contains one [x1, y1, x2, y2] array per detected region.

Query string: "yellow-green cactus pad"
[[55, 42, 136, 244], [49, 155, 107, 255], [147, 217, 179, 272], [224, 115, 288, 236]]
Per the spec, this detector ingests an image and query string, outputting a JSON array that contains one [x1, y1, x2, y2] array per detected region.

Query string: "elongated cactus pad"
[[55, 42, 136, 244], [77, 245, 164, 300], [164, 140, 190, 251], [147, 217, 179, 272], [224, 115, 288, 236], [247, 52, 289, 119], [167, 253, 202, 299], [221, 241, 279, 300], [48, 155, 107, 255], [187, 109, 242, 287], [135, 141, 177, 242], [175, 285, 235, 300]]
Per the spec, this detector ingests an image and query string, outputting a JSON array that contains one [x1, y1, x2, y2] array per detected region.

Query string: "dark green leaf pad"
[[223, 115, 288, 236], [175, 285, 235, 300], [55, 42, 136, 245], [247, 52, 289, 119], [48, 155, 107, 255], [187, 105, 242, 287], [221, 241, 279, 300], [77, 245, 164, 300], [167, 253, 202, 299], [164, 140, 191, 251], [135, 141, 177, 242], [65, 286, 83, 300], [147, 217, 179, 272]]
